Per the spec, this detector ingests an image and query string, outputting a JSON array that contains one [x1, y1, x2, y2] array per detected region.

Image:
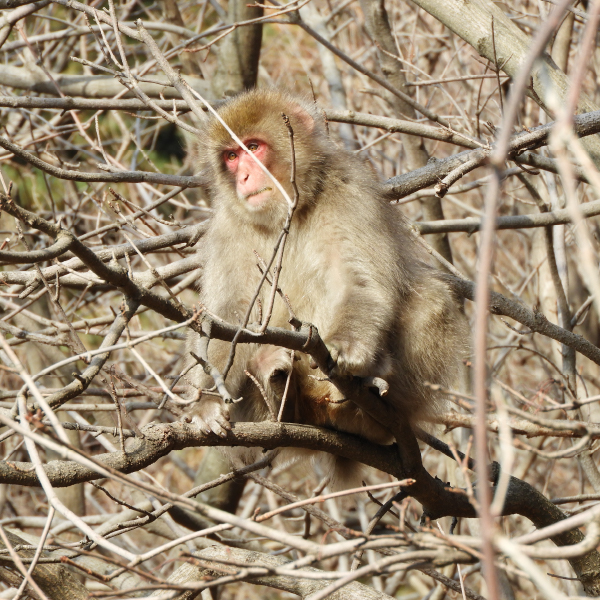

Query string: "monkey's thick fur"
[[188, 88, 468, 488]]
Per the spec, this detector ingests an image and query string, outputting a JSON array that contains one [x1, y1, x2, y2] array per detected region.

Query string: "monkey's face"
[[196, 88, 330, 227], [221, 137, 290, 220], [224, 139, 271, 207]]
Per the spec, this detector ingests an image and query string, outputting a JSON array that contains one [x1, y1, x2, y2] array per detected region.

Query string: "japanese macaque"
[[187, 88, 468, 486]]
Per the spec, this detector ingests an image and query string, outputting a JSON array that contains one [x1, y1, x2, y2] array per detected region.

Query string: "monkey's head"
[[195, 88, 330, 229]]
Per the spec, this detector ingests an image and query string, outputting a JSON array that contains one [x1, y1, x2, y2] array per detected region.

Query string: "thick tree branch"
[[384, 108, 600, 199]]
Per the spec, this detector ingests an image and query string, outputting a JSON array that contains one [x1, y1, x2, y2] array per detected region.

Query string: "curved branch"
[[2, 412, 598, 587], [0, 231, 72, 265]]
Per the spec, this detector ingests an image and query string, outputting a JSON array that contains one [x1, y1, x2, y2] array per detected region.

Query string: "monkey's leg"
[[196, 448, 246, 513]]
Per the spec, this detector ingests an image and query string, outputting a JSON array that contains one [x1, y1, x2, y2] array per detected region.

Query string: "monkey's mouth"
[[244, 187, 273, 207]]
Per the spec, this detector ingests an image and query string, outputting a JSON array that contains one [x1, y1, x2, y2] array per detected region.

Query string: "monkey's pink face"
[[223, 139, 278, 210]]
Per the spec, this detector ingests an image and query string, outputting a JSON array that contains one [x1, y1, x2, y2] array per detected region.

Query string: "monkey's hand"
[[326, 338, 376, 379], [189, 395, 231, 437]]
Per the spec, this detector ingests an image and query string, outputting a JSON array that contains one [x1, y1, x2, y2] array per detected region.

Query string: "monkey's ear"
[[289, 105, 315, 134]]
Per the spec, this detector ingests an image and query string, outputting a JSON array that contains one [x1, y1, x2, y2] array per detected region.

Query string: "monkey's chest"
[[275, 253, 343, 324], [212, 235, 345, 333]]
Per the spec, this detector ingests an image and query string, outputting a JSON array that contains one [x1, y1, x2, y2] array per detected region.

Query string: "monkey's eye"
[[226, 151, 237, 161], [247, 142, 259, 152]]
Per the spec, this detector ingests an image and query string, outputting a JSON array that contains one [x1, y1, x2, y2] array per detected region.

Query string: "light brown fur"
[[187, 88, 468, 487]]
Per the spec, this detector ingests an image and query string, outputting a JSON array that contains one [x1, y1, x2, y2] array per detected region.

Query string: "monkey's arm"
[[302, 199, 400, 379], [323, 257, 397, 379]]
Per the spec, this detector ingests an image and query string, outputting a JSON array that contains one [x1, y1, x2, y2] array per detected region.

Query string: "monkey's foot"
[[190, 396, 231, 437]]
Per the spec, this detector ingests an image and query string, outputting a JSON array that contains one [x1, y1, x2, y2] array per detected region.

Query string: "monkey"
[[186, 88, 468, 486]]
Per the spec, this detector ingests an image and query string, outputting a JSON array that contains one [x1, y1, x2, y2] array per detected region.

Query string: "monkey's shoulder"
[[326, 150, 379, 185]]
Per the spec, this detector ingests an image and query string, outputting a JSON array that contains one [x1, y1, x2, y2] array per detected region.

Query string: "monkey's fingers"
[[191, 414, 212, 435], [191, 413, 231, 437], [210, 411, 232, 437], [190, 397, 231, 437]]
